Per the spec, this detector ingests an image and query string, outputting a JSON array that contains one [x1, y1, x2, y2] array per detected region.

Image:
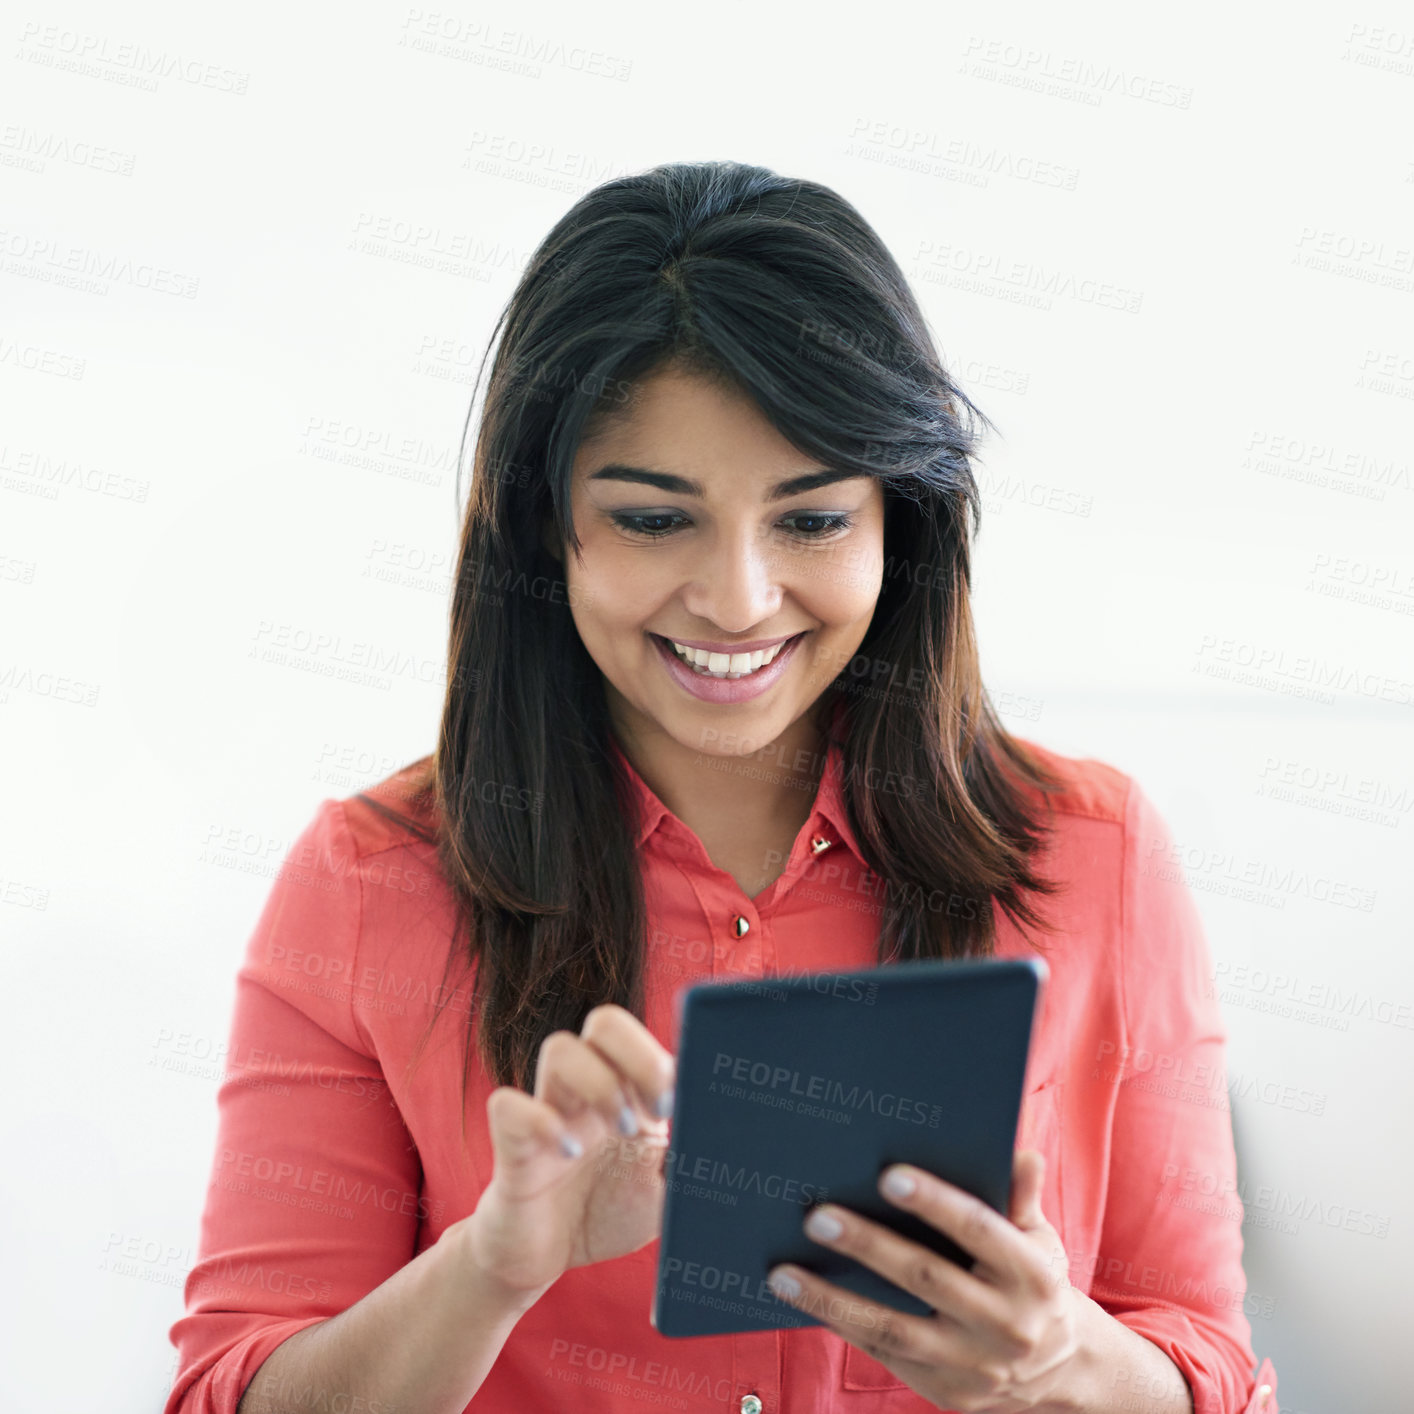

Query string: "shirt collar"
[[606, 697, 868, 870]]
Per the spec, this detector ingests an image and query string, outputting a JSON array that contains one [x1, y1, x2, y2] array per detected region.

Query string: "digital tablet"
[[651, 956, 1047, 1338]]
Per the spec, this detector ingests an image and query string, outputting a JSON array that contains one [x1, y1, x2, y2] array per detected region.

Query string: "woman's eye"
[[611, 512, 687, 538], [781, 513, 854, 538], [609, 512, 854, 540]]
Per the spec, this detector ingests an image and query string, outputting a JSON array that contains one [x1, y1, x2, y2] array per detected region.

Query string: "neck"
[[607, 692, 836, 839]]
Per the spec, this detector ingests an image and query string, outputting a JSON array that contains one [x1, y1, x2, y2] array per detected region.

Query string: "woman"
[[165, 161, 1279, 1414]]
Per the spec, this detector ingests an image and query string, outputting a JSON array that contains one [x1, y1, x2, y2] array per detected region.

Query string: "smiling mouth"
[[655, 633, 806, 680]]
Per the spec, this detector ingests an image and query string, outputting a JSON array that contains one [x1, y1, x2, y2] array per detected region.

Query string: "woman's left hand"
[[766, 1148, 1084, 1414]]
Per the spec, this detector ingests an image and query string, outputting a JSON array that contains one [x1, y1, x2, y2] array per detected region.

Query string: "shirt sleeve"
[[1088, 778, 1280, 1414], [163, 798, 424, 1414]]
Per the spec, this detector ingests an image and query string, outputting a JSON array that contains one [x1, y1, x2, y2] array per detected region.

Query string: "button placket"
[[731, 1326, 780, 1414]]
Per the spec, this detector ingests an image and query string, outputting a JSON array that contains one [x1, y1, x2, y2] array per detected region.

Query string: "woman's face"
[[553, 362, 886, 760]]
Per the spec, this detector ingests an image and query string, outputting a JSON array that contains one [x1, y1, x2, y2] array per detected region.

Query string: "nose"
[[678, 519, 784, 632]]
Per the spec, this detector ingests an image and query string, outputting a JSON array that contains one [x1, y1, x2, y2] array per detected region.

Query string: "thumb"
[[1008, 1148, 1047, 1229]]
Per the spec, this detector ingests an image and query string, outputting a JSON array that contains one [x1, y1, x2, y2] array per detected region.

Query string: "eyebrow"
[[586, 463, 869, 501]]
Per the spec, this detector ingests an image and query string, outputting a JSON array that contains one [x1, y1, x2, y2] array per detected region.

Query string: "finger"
[[876, 1164, 1051, 1294], [535, 1030, 644, 1141], [485, 1086, 584, 1192], [580, 1003, 677, 1121], [795, 1200, 1010, 1336], [764, 1260, 999, 1389], [1009, 1149, 1046, 1231]]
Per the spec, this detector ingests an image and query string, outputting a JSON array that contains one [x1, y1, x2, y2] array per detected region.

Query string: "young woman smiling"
[[166, 162, 1278, 1414]]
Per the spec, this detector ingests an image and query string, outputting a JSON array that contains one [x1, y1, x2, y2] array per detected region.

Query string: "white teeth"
[[668, 637, 794, 678]]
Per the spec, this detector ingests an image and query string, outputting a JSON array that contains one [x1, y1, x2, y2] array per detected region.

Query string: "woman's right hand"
[[458, 1003, 677, 1304]]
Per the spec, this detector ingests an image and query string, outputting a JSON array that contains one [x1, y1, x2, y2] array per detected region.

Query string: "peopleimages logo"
[[710, 1052, 942, 1127], [663, 1146, 828, 1206]]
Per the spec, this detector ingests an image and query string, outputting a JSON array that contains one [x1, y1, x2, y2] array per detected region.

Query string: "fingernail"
[[768, 1267, 801, 1300], [805, 1207, 843, 1241], [654, 1087, 675, 1120], [559, 1129, 583, 1159], [618, 1103, 640, 1137], [882, 1167, 916, 1199]]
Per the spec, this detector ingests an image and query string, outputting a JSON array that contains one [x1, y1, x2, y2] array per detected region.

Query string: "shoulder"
[[1007, 734, 1136, 829], [333, 756, 441, 860], [258, 758, 442, 931], [242, 759, 447, 1046], [1003, 739, 1207, 1002]]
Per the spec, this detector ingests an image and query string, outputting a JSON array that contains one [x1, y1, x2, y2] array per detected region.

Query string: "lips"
[[649, 631, 808, 704]]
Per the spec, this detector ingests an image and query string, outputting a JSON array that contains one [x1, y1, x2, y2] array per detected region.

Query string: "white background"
[[2, 2, 1410, 1408]]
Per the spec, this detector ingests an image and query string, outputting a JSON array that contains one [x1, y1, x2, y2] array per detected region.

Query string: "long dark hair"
[[359, 160, 1068, 1124]]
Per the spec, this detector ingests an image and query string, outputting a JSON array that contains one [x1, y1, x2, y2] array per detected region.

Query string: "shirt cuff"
[[165, 1315, 327, 1414], [1110, 1308, 1278, 1414]]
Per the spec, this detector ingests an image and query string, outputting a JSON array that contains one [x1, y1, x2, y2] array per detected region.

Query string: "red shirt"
[[164, 733, 1279, 1414]]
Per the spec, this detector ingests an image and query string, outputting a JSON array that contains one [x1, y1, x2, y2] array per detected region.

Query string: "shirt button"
[[810, 835, 833, 855], [740, 1396, 763, 1414], [732, 915, 750, 937], [1257, 1384, 1272, 1408]]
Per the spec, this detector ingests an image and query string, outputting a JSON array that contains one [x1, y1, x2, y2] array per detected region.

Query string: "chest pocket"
[[841, 1077, 1067, 1392]]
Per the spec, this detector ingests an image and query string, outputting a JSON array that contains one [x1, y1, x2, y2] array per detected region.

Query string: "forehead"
[[583, 361, 763, 435], [573, 363, 828, 490]]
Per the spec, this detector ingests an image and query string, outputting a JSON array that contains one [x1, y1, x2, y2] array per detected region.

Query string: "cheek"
[[800, 550, 883, 627], [567, 536, 667, 630]]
